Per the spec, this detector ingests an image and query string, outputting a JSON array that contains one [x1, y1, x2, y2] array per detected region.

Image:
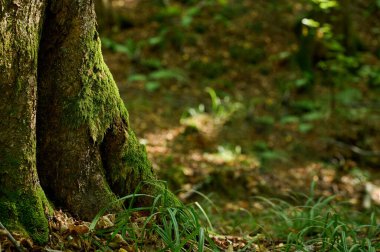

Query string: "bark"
[[37, 0, 121, 218], [0, 0, 50, 244]]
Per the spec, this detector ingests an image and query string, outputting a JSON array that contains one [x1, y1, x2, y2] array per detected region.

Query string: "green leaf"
[[128, 74, 147, 82], [167, 208, 180, 246], [148, 36, 163, 46], [198, 227, 205, 252], [302, 111, 325, 121], [113, 44, 130, 54], [181, 15, 193, 27], [145, 81, 161, 92], [301, 18, 320, 28], [149, 69, 187, 82], [141, 58, 162, 69], [281, 116, 300, 124], [298, 123, 313, 133], [187, 6, 201, 16], [295, 78, 310, 88], [320, 2, 338, 9], [182, 7, 201, 27]]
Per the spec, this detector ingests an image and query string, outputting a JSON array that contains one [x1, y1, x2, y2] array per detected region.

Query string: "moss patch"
[[122, 130, 155, 190], [63, 29, 129, 142], [0, 187, 49, 244], [122, 130, 180, 206]]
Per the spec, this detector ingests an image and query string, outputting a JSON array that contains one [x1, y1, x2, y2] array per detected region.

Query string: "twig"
[[0, 221, 25, 252]]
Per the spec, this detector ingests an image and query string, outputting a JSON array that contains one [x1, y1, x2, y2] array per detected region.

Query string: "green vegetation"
[[90, 184, 217, 251], [94, 0, 380, 250], [197, 185, 380, 251], [255, 183, 379, 251], [0, 188, 50, 244]]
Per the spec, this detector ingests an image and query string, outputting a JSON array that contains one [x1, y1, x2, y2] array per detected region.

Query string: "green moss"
[[0, 201, 17, 222], [1, 153, 21, 168], [63, 29, 129, 142], [104, 129, 154, 194], [0, 187, 49, 245], [16, 78, 23, 93], [120, 130, 180, 205], [19, 188, 49, 244], [122, 130, 155, 189]]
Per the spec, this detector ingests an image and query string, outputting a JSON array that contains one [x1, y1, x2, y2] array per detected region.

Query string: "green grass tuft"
[[90, 182, 217, 251]]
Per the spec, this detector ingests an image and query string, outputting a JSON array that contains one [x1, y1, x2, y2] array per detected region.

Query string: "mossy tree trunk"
[[0, 0, 50, 244], [1, 0, 167, 244]]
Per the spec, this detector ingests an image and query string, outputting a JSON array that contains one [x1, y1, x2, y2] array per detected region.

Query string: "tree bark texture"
[[1, 0, 165, 243], [0, 0, 50, 244], [37, 0, 159, 220]]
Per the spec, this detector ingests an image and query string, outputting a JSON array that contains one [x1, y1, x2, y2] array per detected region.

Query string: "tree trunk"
[[37, 0, 124, 220], [0, 0, 50, 244], [1, 0, 172, 244]]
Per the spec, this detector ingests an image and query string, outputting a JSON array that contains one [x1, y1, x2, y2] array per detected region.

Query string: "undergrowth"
[[90, 182, 217, 251], [88, 181, 380, 251], [256, 183, 380, 251]]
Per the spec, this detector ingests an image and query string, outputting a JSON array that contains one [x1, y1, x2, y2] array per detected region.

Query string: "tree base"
[[0, 187, 50, 245]]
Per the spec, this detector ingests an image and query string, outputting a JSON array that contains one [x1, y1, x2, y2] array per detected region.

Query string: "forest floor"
[[2, 0, 380, 251], [98, 0, 380, 250]]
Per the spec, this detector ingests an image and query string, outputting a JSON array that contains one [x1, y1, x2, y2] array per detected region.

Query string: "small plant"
[[180, 87, 241, 139], [182, 87, 241, 123]]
